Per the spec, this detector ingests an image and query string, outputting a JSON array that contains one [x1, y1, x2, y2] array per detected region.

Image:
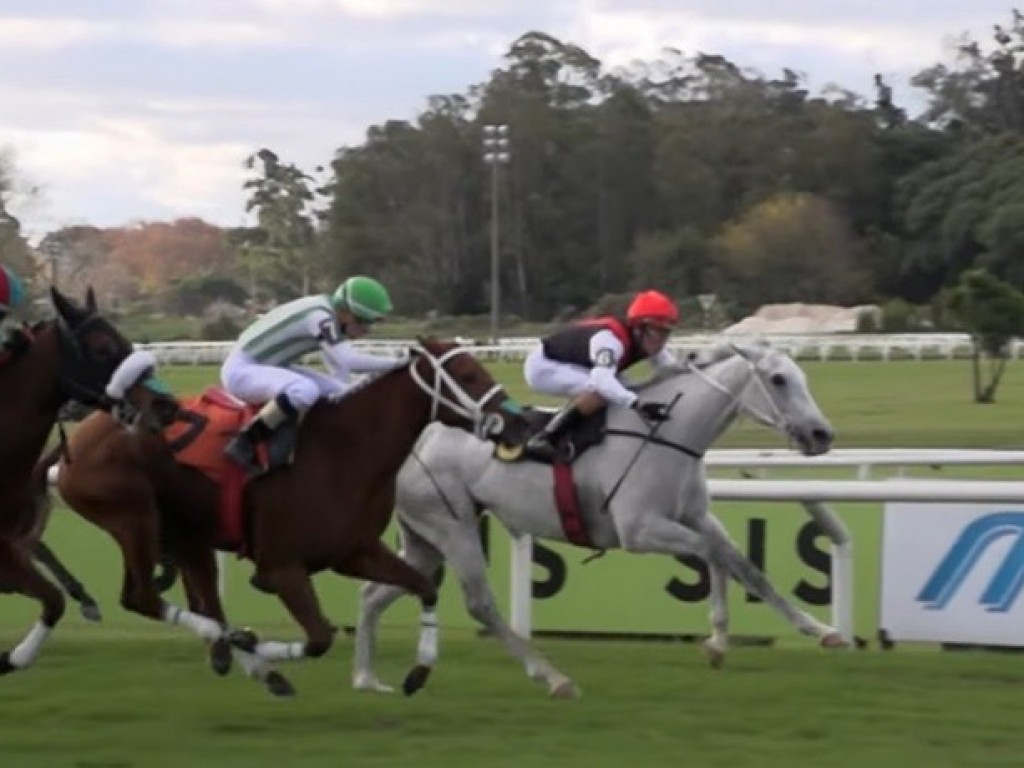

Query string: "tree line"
[[5, 12, 1024, 344]]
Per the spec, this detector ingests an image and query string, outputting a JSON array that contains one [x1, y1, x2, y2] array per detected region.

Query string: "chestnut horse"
[[0, 287, 137, 675], [49, 337, 529, 696]]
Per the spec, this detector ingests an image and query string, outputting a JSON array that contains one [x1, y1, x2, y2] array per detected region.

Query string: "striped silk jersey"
[[237, 295, 341, 365]]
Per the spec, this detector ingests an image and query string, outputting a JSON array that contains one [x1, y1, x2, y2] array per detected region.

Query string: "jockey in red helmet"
[[522, 289, 681, 461]]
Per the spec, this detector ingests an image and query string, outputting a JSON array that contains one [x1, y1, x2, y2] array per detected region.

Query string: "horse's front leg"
[[698, 513, 845, 648], [227, 562, 337, 687], [177, 542, 295, 698], [0, 539, 65, 674]]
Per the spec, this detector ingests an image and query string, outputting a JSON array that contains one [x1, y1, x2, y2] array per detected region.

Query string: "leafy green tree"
[[896, 133, 1024, 297], [946, 268, 1024, 403], [239, 149, 321, 302]]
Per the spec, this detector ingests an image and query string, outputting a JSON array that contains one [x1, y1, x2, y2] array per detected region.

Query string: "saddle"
[[500, 406, 608, 465]]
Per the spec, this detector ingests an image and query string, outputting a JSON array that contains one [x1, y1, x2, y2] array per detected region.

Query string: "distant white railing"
[[139, 333, 1024, 366]]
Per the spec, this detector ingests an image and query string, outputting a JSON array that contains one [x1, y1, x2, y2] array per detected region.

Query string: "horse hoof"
[[702, 639, 726, 670], [228, 628, 259, 654], [548, 679, 579, 699], [0, 652, 15, 676], [820, 632, 849, 649], [353, 672, 395, 694], [210, 638, 233, 676], [265, 671, 296, 698], [79, 601, 103, 623], [402, 665, 432, 696]]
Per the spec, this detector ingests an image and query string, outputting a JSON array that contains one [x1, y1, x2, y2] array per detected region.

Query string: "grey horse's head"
[[730, 343, 835, 456]]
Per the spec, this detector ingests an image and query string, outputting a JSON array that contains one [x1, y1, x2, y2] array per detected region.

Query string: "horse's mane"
[[627, 340, 778, 394], [339, 358, 413, 399]]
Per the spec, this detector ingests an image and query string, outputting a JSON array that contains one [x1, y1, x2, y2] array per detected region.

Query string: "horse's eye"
[[459, 372, 478, 385], [770, 374, 786, 388]]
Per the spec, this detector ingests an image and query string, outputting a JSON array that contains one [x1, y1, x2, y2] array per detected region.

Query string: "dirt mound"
[[723, 303, 878, 334]]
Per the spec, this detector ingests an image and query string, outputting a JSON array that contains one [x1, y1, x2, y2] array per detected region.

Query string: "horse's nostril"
[[812, 428, 834, 444]]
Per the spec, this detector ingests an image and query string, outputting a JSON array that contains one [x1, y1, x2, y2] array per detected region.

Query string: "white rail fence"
[[506, 448, 1024, 644], [140, 333, 1024, 366]]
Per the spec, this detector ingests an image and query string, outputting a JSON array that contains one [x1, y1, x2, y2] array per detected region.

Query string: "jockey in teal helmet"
[[0, 264, 26, 323], [221, 275, 405, 474]]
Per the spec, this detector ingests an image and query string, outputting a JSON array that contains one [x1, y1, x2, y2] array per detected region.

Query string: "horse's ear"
[[731, 341, 767, 362], [84, 286, 98, 314], [50, 286, 78, 324]]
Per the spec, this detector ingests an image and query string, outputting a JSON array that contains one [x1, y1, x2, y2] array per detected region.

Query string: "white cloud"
[[0, 17, 116, 49], [251, 0, 525, 19], [8, 119, 253, 232], [0, 14, 289, 50], [142, 19, 287, 47], [571, 5, 954, 74]]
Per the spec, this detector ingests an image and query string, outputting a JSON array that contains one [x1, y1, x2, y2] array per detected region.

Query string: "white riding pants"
[[221, 351, 345, 411], [523, 347, 637, 407]]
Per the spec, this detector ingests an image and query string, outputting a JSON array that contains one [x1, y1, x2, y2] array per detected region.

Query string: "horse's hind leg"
[[703, 561, 729, 669], [0, 539, 65, 674], [87, 501, 224, 645], [33, 540, 102, 623], [173, 540, 293, 697], [418, 518, 576, 699], [352, 521, 444, 694]]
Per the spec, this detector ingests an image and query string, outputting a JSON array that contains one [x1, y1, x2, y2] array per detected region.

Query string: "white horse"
[[353, 343, 846, 698]]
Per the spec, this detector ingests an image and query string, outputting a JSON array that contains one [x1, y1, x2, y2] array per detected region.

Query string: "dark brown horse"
[[0, 287, 137, 675], [50, 337, 529, 696]]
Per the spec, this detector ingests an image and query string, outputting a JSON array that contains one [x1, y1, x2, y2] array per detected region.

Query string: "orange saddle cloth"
[[162, 387, 265, 551]]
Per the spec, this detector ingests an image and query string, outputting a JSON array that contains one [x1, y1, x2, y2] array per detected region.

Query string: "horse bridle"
[[686, 355, 790, 433], [407, 344, 508, 440], [54, 313, 131, 409]]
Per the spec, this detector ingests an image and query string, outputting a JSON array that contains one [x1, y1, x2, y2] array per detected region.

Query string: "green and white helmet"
[[330, 275, 393, 322]]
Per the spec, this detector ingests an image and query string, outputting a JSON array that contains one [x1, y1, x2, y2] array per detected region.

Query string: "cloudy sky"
[[0, 0, 1006, 238]]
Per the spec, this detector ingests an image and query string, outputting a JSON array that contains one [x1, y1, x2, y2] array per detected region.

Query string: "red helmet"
[[627, 290, 679, 328]]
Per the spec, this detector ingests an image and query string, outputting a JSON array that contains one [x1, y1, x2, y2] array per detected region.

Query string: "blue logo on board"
[[917, 512, 1024, 613]]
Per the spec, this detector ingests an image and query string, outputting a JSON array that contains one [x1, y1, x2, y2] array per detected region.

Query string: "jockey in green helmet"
[[221, 275, 405, 474]]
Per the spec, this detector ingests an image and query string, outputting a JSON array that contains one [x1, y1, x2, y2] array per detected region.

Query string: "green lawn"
[[0, 632, 1022, 768], [3, 358, 1024, 767]]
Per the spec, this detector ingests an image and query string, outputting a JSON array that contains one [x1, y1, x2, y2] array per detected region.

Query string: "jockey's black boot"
[[225, 394, 297, 475], [525, 403, 583, 462]]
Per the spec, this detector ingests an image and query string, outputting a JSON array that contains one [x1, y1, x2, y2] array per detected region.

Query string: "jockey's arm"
[[586, 330, 639, 408], [303, 310, 404, 381], [319, 339, 406, 384]]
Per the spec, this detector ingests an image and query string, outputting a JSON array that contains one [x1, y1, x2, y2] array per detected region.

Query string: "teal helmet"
[[330, 276, 393, 322], [0, 265, 25, 313]]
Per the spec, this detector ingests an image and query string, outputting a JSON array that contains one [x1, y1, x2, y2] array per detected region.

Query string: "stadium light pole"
[[482, 124, 510, 342]]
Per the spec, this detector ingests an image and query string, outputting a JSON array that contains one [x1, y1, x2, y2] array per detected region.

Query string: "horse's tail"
[[18, 443, 64, 544]]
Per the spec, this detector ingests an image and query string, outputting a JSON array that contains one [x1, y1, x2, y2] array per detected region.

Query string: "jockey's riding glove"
[[633, 401, 671, 422]]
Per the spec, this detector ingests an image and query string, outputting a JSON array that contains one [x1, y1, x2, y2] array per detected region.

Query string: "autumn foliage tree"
[[103, 218, 234, 302]]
